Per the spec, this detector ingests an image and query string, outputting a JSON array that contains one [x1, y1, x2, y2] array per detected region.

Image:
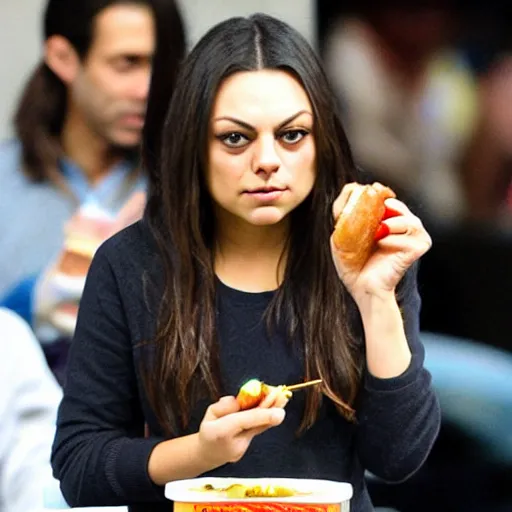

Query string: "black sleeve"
[[354, 264, 441, 482], [51, 243, 165, 507]]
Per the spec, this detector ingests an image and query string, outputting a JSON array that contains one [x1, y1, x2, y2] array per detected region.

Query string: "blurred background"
[[0, 0, 315, 142], [0, 1, 510, 511]]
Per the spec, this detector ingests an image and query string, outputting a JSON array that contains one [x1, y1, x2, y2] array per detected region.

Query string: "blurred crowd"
[[0, 0, 510, 511], [319, 3, 512, 511]]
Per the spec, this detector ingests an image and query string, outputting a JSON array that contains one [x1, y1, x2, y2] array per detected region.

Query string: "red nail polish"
[[374, 223, 390, 241], [382, 206, 401, 220]]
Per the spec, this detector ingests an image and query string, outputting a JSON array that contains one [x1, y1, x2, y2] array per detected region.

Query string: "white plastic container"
[[165, 477, 353, 511]]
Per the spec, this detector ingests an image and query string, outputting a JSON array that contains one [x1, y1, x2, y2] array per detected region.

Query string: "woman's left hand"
[[330, 197, 432, 304]]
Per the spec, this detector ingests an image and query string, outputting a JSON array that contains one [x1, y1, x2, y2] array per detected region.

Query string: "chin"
[[247, 208, 287, 226], [109, 131, 142, 149]]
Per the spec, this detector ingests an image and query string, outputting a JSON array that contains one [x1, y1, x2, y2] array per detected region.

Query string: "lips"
[[121, 113, 145, 122], [243, 186, 288, 203], [245, 186, 286, 194]]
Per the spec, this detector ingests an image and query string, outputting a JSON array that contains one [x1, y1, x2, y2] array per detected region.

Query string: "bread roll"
[[332, 182, 396, 271]]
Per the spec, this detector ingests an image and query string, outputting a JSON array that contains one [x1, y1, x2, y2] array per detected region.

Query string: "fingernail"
[[382, 206, 401, 220], [374, 223, 390, 241], [270, 409, 285, 423]]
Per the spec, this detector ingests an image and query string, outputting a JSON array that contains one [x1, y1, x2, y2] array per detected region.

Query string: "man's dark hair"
[[14, 0, 186, 182]]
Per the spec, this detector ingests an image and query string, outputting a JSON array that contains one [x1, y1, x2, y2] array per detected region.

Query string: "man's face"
[[69, 4, 155, 148]]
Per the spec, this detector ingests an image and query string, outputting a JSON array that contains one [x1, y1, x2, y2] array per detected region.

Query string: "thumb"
[[332, 183, 358, 221]]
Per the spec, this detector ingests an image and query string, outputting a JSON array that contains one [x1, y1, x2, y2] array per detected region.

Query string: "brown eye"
[[219, 132, 250, 148], [279, 129, 309, 144]]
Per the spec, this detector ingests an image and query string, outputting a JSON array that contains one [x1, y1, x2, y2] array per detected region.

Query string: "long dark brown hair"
[[142, 13, 368, 436], [14, 0, 186, 183]]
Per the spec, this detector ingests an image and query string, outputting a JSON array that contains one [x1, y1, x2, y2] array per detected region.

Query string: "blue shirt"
[[0, 139, 146, 325]]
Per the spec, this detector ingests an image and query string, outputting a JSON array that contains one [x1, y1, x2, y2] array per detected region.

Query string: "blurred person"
[[422, 332, 512, 466], [0, 0, 186, 346], [322, 5, 512, 510], [0, 307, 62, 512], [323, 1, 479, 227], [462, 53, 512, 228]]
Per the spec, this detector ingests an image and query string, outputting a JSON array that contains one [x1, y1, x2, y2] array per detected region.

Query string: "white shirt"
[[0, 308, 62, 512]]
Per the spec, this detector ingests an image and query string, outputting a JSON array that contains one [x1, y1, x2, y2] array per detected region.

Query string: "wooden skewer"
[[284, 379, 323, 391]]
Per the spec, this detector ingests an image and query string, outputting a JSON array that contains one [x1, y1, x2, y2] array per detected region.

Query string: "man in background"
[[0, 0, 186, 353]]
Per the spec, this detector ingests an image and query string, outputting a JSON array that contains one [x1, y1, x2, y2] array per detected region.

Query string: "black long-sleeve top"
[[51, 220, 440, 512]]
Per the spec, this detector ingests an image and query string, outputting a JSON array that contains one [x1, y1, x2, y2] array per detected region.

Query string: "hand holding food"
[[330, 182, 432, 301], [33, 205, 115, 339], [198, 396, 286, 466], [34, 193, 147, 339]]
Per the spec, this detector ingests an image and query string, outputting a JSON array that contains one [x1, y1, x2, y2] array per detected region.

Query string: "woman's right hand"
[[148, 394, 286, 485], [198, 395, 286, 467]]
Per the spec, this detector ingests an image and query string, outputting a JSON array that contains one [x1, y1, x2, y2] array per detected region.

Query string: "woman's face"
[[207, 69, 316, 229]]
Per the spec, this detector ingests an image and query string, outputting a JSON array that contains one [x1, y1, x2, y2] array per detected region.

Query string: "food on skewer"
[[236, 378, 323, 410]]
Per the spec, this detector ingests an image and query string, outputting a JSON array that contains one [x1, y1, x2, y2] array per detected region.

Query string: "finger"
[[258, 386, 290, 409], [375, 233, 432, 259], [203, 396, 240, 421], [375, 205, 415, 241], [382, 198, 413, 217], [272, 391, 290, 409], [379, 214, 424, 237], [258, 386, 281, 408], [240, 422, 282, 440], [332, 183, 359, 221], [374, 223, 390, 242], [371, 181, 388, 191], [382, 205, 403, 220], [241, 424, 275, 438], [231, 407, 285, 434]]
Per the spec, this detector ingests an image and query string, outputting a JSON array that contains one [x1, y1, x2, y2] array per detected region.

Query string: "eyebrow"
[[213, 110, 312, 132]]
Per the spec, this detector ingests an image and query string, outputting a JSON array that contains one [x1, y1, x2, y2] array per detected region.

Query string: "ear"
[[44, 35, 81, 84]]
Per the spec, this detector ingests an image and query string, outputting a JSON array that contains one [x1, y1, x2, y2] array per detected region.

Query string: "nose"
[[132, 67, 151, 102], [252, 134, 280, 176]]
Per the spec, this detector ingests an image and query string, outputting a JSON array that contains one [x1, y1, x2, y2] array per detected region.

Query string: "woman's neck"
[[214, 215, 289, 293]]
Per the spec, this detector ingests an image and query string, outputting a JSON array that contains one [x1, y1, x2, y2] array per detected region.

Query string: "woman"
[[51, 13, 440, 512]]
